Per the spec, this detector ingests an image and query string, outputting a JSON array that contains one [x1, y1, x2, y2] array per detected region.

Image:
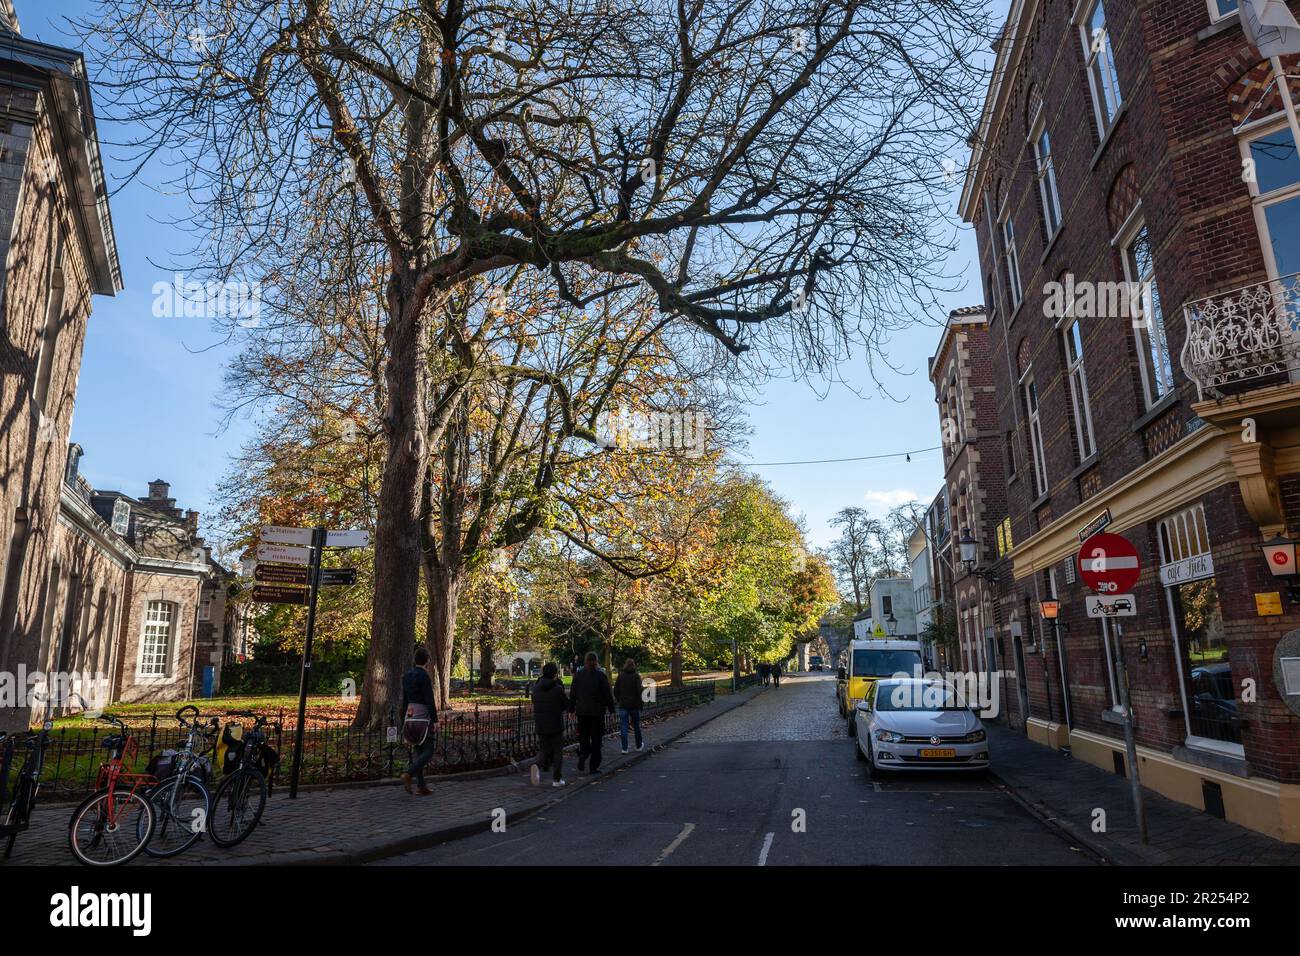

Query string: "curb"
[[987, 768, 1119, 866], [264, 685, 764, 865]]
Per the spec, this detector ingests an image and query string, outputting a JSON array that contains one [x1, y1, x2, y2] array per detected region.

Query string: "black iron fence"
[[34, 680, 717, 800]]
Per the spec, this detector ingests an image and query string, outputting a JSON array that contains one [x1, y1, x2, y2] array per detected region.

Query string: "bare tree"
[[74, 0, 991, 724]]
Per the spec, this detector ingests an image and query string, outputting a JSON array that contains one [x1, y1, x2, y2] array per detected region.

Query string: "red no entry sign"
[[1078, 532, 1141, 594]]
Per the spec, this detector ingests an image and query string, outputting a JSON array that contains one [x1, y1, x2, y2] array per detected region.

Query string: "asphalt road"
[[376, 673, 1096, 866]]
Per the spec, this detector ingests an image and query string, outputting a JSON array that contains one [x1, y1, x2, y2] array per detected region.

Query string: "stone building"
[[0, 3, 233, 728], [0, 2, 121, 730], [958, 0, 1300, 840]]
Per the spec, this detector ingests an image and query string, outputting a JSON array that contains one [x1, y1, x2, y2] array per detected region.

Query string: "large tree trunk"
[[425, 559, 464, 710], [670, 626, 684, 689], [353, 279, 428, 731]]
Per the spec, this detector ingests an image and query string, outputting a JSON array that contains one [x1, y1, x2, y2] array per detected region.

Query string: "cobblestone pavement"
[[686, 672, 844, 741]]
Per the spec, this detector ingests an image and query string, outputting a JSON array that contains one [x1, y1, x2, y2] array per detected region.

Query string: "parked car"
[[854, 678, 989, 777]]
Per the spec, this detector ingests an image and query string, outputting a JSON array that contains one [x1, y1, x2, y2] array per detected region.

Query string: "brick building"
[[0, 3, 233, 729], [957, 0, 1300, 840]]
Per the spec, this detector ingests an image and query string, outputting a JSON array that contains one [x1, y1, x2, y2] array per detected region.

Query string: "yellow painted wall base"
[[1069, 728, 1300, 844], [1025, 717, 1069, 749]]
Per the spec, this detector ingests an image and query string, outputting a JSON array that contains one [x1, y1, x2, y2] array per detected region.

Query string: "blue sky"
[[29, 0, 1003, 551]]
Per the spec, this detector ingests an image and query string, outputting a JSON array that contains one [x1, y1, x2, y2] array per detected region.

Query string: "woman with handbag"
[[399, 648, 438, 796]]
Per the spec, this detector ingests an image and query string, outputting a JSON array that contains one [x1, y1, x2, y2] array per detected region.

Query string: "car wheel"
[[865, 743, 880, 780], [855, 737, 866, 761]]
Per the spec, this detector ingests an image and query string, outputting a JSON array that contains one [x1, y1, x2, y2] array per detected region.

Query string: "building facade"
[[0, 4, 233, 729], [959, 0, 1300, 841]]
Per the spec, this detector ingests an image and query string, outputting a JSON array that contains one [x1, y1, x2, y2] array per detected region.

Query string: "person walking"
[[771, 660, 781, 689], [399, 647, 438, 796], [530, 662, 568, 788], [568, 651, 615, 774], [613, 658, 645, 754], [758, 661, 770, 687]]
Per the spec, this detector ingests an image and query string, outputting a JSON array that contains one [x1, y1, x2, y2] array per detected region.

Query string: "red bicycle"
[[68, 715, 157, 866]]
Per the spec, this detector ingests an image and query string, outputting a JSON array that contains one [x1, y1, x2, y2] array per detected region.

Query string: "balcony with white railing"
[[1181, 272, 1300, 401]]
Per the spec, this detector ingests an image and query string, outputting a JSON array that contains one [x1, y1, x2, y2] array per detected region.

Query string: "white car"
[[854, 678, 990, 777]]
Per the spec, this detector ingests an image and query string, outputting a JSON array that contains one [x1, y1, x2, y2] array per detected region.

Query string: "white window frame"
[[1029, 102, 1063, 239], [1118, 218, 1175, 407], [1062, 316, 1097, 460], [1239, 118, 1300, 281], [137, 600, 176, 680], [198, 595, 212, 622], [999, 204, 1023, 312], [1079, 0, 1124, 136], [1207, 0, 1239, 23], [1021, 372, 1049, 498]]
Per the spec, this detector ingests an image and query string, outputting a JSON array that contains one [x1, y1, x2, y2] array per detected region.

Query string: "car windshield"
[[874, 683, 968, 712], [852, 648, 922, 678]]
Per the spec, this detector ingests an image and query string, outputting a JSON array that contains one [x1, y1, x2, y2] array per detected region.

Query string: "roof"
[[928, 305, 989, 380], [0, 29, 122, 294]]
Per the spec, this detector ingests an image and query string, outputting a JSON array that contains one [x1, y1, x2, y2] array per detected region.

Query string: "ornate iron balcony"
[[1181, 272, 1300, 401]]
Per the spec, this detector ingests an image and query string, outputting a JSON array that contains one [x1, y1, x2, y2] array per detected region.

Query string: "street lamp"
[[1261, 534, 1300, 601], [958, 527, 998, 583], [886, 612, 898, 636], [1038, 600, 1061, 622]]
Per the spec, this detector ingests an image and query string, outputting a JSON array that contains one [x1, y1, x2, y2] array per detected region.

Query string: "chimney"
[[186, 509, 200, 533], [148, 479, 170, 501], [65, 443, 84, 487]]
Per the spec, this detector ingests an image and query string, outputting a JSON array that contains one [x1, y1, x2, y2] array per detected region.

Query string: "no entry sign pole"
[[1080, 532, 1148, 844], [289, 526, 326, 799]]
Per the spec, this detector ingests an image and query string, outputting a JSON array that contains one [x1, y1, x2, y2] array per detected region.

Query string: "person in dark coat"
[[530, 662, 569, 787], [613, 658, 645, 754], [771, 660, 782, 688], [399, 647, 438, 796], [568, 651, 615, 774], [757, 661, 770, 687]]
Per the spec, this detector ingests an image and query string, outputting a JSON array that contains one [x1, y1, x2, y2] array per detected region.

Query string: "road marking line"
[[757, 831, 775, 866], [652, 822, 695, 867]]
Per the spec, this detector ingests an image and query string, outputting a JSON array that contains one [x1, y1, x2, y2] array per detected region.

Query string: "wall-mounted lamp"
[[1261, 534, 1300, 601]]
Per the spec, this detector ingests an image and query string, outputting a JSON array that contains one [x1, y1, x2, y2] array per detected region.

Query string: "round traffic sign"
[[1078, 532, 1141, 594]]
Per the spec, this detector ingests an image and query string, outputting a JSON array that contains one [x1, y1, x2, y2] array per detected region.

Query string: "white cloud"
[[863, 488, 919, 510]]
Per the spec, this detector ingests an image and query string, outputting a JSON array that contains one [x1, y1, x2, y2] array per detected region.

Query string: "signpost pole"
[[1110, 619, 1148, 844], [289, 526, 325, 799]]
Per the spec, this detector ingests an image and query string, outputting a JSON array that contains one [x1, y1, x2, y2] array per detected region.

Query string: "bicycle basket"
[[221, 722, 244, 748]]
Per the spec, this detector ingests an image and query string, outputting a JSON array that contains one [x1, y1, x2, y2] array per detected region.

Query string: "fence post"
[[148, 713, 158, 757], [386, 705, 395, 778]]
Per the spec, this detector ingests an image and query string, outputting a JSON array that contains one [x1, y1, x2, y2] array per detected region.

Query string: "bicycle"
[[207, 710, 278, 848], [0, 720, 52, 859], [141, 705, 217, 858], [68, 714, 157, 866]]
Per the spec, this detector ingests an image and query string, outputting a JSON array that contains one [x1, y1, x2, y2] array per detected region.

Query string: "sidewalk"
[[987, 724, 1300, 866], [7, 685, 763, 867]]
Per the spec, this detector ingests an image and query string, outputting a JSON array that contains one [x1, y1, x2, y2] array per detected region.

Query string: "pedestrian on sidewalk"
[[758, 661, 770, 687], [613, 658, 644, 754], [771, 661, 781, 689], [530, 662, 569, 788], [399, 647, 438, 796], [569, 651, 615, 775]]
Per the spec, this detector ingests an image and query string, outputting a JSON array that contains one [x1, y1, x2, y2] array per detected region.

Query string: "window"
[[1209, 0, 1238, 21], [139, 601, 174, 678], [1022, 375, 1049, 497], [1242, 123, 1300, 279], [1080, 0, 1124, 135], [999, 208, 1023, 311], [1121, 224, 1175, 407], [1063, 318, 1097, 460], [199, 596, 212, 622], [32, 234, 67, 413], [881, 595, 893, 616], [996, 517, 1014, 557], [111, 500, 130, 536], [1029, 101, 1062, 238]]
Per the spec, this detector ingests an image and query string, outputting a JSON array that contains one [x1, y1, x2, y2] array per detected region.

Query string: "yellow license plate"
[[919, 748, 956, 758]]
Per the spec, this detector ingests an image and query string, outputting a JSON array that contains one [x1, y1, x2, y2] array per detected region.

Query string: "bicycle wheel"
[[68, 788, 155, 867], [206, 768, 266, 848], [143, 776, 209, 858]]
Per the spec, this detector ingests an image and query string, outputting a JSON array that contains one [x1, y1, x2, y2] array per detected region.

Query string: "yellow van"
[[838, 639, 924, 737]]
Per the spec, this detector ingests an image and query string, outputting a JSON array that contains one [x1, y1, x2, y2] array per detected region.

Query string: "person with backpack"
[[568, 651, 615, 774], [530, 662, 569, 788], [613, 658, 645, 754], [399, 647, 438, 796]]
